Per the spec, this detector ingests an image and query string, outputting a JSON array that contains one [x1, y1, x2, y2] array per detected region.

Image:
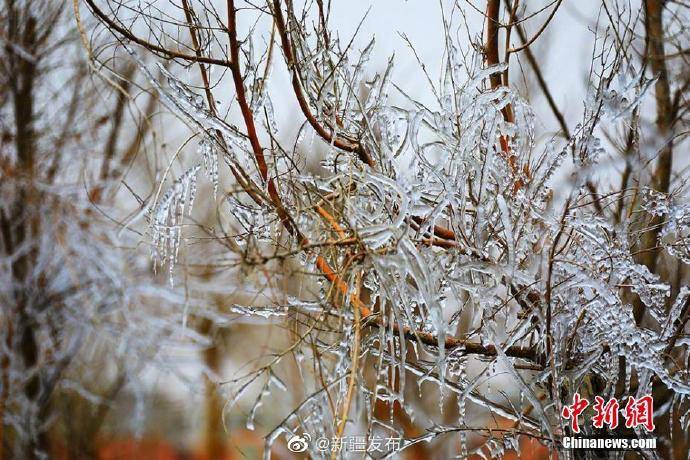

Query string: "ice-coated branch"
[[84, 0, 232, 67]]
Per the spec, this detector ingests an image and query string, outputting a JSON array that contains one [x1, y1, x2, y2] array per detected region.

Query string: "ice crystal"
[[199, 137, 219, 197], [642, 188, 690, 263], [151, 165, 200, 284]]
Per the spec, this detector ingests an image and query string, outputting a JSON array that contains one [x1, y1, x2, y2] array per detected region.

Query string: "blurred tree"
[[0, 1, 180, 458]]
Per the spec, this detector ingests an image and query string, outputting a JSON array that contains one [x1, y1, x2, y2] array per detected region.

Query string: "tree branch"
[[271, 0, 375, 167], [84, 0, 232, 67]]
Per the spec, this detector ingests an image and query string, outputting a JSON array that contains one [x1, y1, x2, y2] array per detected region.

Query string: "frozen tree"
[[84, 0, 689, 458], [0, 1, 213, 458]]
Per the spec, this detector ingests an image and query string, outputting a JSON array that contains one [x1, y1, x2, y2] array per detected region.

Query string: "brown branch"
[[646, 0, 674, 205], [271, 0, 375, 167], [332, 271, 361, 459], [84, 0, 232, 67], [510, 10, 568, 138], [316, 205, 347, 239], [178, 0, 264, 210], [228, 0, 268, 181], [486, 0, 528, 196], [485, 0, 503, 90], [502, 0, 520, 87], [181, 0, 217, 111], [663, 296, 690, 357], [635, 0, 675, 324], [506, 0, 562, 54], [116, 89, 158, 176], [99, 65, 134, 182], [315, 254, 538, 362], [410, 216, 456, 241], [485, 0, 514, 124]]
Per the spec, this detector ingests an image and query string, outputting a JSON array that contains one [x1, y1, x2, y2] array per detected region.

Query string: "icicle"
[[150, 164, 201, 285], [199, 137, 219, 198], [246, 379, 270, 431]]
